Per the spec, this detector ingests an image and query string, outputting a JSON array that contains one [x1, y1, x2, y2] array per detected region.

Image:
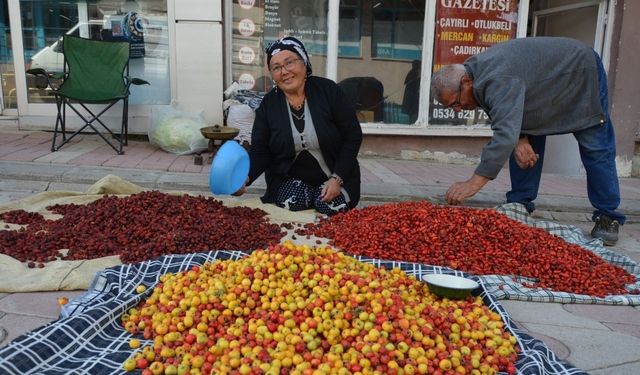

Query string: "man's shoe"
[[591, 215, 619, 246]]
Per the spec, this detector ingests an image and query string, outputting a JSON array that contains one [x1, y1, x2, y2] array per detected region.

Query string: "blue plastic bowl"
[[209, 141, 250, 195]]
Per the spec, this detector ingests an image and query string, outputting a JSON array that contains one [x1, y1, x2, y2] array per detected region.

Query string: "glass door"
[[20, 0, 170, 105], [6, 0, 171, 129], [530, 0, 609, 176], [531, 0, 607, 52], [0, 0, 14, 113]]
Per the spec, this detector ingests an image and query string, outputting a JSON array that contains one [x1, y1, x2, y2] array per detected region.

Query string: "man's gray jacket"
[[464, 37, 606, 179]]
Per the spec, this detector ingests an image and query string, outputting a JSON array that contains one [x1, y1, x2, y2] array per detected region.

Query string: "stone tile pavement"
[[1, 130, 640, 373]]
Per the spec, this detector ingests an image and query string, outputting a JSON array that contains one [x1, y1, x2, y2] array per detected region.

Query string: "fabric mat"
[[1, 177, 638, 305], [492, 203, 640, 305], [0, 251, 587, 375], [0, 175, 317, 292]]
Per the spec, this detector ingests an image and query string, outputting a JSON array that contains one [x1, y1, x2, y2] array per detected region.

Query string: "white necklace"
[[291, 111, 305, 121]]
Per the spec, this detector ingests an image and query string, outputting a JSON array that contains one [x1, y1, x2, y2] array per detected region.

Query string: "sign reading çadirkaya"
[[429, 0, 518, 126]]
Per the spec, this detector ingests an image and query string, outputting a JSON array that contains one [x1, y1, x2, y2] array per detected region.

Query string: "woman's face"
[[269, 50, 306, 93]]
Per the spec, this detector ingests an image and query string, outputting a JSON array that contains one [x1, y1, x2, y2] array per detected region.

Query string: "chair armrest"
[[126, 76, 150, 86]]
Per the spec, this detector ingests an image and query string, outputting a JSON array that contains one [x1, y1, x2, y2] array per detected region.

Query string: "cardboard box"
[[357, 110, 375, 123]]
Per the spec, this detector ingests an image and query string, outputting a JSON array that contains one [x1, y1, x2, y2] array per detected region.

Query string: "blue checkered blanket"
[[0, 250, 586, 374], [493, 203, 640, 305]]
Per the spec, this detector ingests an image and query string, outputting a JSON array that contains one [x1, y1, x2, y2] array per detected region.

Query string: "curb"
[[2, 160, 639, 222]]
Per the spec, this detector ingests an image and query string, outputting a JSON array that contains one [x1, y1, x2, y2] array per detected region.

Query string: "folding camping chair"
[[28, 35, 149, 154]]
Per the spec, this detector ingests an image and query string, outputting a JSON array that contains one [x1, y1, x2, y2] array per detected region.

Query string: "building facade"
[[1, 0, 638, 176]]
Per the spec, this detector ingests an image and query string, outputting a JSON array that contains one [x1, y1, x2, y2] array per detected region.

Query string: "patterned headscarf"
[[265, 36, 312, 77]]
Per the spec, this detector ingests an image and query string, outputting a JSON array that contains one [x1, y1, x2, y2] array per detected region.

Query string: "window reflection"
[[338, 0, 424, 124], [0, 0, 15, 109], [372, 0, 424, 61], [232, 0, 329, 92], [229, 0, 424, 124], [20, 0, 170, 105]]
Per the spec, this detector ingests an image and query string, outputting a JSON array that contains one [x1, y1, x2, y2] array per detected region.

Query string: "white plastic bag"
[[149, 102, 208, 155], [226, 103, 255, 144]]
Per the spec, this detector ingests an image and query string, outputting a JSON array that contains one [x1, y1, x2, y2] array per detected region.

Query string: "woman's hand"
[[232, 177, 250, 196], [320, 177, 342, 202]]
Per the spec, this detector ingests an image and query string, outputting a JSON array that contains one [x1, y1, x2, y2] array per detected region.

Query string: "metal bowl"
[[200, 125, 240, 141], [422, 274, 479, 299]]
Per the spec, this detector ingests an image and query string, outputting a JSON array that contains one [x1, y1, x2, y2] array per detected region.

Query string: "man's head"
[[430, 64, 478, 112]]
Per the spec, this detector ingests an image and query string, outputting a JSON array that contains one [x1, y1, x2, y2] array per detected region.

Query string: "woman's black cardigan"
[[248, 76, 363, 208]]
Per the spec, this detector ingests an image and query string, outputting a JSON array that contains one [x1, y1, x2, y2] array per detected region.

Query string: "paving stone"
[[564, 305, 640, 326], [523, 323, 640, 372], [0, 291, 84, 319], [35, 140, 105, 163], [0, 192, 39, 204], [156, 172, 209, 192], [499, 301, 608, 330], [0, 179, 48, 193], [602, 322, 640, 339], [360, 159, 410, 184], [47, 182, 92, 193], [548, 211, 593, 223], [523, 331, 570, 360], [0, 161, 72, 182], [590, 361, 640, 375], [67, 144, 119, 165], [0, 313, 53, 349], [61, 165, 160, 186], [0, 325, 7, 346]]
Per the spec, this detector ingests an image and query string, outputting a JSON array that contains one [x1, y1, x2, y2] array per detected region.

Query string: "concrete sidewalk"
[[1, 130, 640, 374]]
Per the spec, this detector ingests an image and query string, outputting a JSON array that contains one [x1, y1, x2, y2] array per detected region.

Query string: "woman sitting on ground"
[[234, 36, 362, 216]]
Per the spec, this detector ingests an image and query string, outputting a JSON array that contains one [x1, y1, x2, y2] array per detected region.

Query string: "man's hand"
[[320, 178, 342, 202], [445, 174, 490, 205], [514, 136, 539, 169]]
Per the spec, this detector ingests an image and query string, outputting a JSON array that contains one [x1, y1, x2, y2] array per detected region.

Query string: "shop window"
[[231, 0, 329, 92], [1, 0, 16, 109], [337, 0, 424, 124], [230, 0, 425, 125], [371, 0, 424, 61], [338, 0, 361, 58], [20, 0, 170, 105]]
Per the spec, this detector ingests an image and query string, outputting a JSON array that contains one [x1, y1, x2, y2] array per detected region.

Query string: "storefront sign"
[[429, 1, 518, 126], [238, 18, 256, 36], [238, 46, 256, 64], [238, 0, 256, 10], [231, 0, 330, 90], [238, 73, 256, 90]]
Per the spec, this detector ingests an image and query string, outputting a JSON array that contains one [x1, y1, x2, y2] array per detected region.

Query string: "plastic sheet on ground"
[[0, 251, 587, 375], [491, 203, 640, 305], [0, 175, 317, 293]]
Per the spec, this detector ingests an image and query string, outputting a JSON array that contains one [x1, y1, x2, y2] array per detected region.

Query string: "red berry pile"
[[2, 209, 46, 226], [0, 191, 285, 264], [300, 201, 636, 297]]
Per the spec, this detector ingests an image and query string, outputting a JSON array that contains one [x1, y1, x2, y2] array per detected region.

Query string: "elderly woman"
[[235, 36, 362, 216]]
